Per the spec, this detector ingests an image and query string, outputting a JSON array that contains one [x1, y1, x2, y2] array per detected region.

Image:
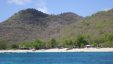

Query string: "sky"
[[0, 0, 113, 22]]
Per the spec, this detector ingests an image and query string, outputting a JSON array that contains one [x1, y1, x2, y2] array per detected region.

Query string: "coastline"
[[0, 48, 113, 53]]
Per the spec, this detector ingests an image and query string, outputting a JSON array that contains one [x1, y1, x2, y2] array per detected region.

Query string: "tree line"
[[0, 35, 88, 50], [0, 33, 113, 50]]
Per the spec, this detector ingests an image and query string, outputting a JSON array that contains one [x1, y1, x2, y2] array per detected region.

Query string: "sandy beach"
[[0, 48, 113, 53]]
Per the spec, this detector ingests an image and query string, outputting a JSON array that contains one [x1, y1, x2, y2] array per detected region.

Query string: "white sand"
[[0, 48, 113, 53]]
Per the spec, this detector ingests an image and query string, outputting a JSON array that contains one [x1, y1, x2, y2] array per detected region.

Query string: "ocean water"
[[0, 52, 113, 64]]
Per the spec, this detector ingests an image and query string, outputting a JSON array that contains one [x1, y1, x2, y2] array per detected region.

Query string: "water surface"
[[0, 52, 113, 64]]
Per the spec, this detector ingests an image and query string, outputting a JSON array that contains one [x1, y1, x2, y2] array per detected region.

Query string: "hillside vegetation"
[[0, 8, 113, 49]]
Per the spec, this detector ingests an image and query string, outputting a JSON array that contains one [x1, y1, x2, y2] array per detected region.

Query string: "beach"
[[0, 48, 113, 53]]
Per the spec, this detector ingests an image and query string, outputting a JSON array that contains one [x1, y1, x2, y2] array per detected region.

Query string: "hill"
[[0, 8, 82, 43], [0, 8, 113, 49], [61, 9, 113, 47]]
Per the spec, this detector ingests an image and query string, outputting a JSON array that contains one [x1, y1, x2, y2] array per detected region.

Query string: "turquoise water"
[[0, 52, 113, 64]]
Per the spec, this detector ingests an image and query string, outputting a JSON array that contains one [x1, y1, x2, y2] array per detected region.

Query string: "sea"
[[0, 52, 113, 64]]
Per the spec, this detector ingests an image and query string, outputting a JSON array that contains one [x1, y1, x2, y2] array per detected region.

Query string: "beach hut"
[[19, 45, 30, 50], [85, 45, 93, 48]]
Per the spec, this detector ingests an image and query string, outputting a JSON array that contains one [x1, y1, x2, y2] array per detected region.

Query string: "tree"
[[106, 33, 113, 42], [0, 43, 7, 49], [11, 44, 19, 49], [51, 38, 57, 48], [45, 42, 51, 49], [19, 42, 32, 48], [76, 35, 88, 48], [32, 39, 45, 49], [64, 40, 75, 48], [0, 40, 7, 49]]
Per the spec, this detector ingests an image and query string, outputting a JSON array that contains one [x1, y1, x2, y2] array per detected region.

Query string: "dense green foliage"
[[50, 38, 57, 48], [32, 39, 45, 49], [0, 40, 7, 49], [11, 44, 19, 49], [76, 35, 88, 48], [1, 33, 113, 49]]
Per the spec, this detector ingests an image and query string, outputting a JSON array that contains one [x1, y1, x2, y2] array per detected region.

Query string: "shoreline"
[[0, 48, 113, 53]]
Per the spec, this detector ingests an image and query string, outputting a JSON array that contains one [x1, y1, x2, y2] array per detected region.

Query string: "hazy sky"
[[0, 0, 113, 22]]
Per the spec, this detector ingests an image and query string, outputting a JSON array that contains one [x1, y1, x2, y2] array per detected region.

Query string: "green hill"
[[0, 8, 113, 49], [61, 9, 113, 47], [0, 8, 82, 43]]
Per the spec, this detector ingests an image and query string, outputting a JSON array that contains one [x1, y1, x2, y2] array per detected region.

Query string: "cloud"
[[7, 0, 31, 5], [36, 0, 49, 13], [7, 0, 49, 13], [103, 8, 112, 11]]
